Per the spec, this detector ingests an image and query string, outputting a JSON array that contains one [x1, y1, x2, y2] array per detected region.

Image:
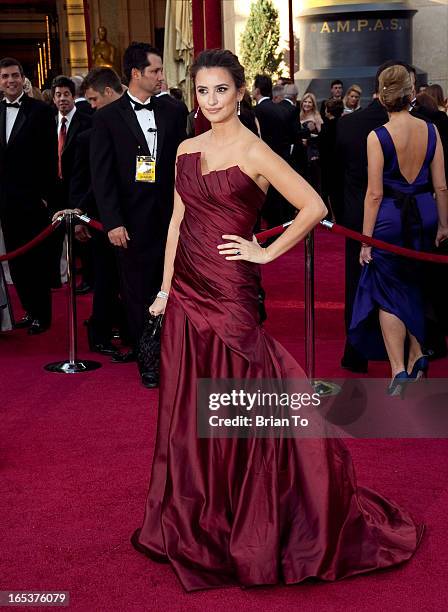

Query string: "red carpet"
[[1, 230, 447, 611]]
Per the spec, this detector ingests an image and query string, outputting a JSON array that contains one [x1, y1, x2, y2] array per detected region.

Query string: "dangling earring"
[[194, 107, 199, 119], [237, 100, 241, 116]]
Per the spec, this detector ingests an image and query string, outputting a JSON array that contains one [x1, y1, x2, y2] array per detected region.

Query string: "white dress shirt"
[[58, 106, 77, 136], [5, 91, 25, 144], [257, 96, 270, 105], [127, 91, 157, 158]]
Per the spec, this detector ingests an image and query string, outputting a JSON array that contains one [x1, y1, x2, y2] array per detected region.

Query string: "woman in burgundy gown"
[[132, 50, 421, 592]]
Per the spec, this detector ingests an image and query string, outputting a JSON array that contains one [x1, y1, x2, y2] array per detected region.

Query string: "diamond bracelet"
[[157, 290, 169, 300]]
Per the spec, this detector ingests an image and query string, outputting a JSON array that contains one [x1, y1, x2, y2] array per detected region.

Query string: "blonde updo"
[[379, 64, 413, 112]]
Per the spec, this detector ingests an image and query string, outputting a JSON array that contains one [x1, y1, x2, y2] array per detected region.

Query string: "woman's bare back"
[[383, 115, 428, 184]]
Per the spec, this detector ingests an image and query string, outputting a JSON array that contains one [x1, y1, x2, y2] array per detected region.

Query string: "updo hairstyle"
[[379, 65, 413, 112], [190, 49, 245, 89]]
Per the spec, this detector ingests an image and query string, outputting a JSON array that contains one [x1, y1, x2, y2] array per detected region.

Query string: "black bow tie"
[[128, 94, 154, 111], [3, 101, 20, 108]]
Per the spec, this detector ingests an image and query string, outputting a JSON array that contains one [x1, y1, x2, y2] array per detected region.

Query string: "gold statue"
[[92, 26, 116, 69]]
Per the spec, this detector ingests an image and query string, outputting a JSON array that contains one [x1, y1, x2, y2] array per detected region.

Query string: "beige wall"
[[410, 0, 448, 92], [57, 0, 89, 76]]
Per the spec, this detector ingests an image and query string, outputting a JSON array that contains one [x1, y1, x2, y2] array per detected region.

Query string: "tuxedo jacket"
[[335, 99, 388, 229], [279, 99, 309, 171], [255, 99, 309, 162], [75, 99, 95, 116], [0, 95, 57, 219], [56, 110, 92, 208], [255, 99, 292, 160], [90, 93, 186, 258], [70, 127, 96, 216]]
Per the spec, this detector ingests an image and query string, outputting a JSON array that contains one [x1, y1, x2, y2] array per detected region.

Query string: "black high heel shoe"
[[387, 371, 410, 398], [409, 355, 429, 381]]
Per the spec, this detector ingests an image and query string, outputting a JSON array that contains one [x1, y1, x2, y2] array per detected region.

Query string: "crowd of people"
[[1, 45, 448, 391], [2, 42, 448, 593]]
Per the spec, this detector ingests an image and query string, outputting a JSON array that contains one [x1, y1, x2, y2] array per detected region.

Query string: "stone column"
[[295, 1, 426, 100]]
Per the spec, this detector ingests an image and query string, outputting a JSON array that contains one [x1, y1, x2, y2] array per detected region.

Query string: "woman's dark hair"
[[426, 84, 445, 108], [169, 87, 183, 101], [190, 49, 245, 89], [325, 98, 344, 118], [123, 42, 161, 84], [415, 92, 438, 115]]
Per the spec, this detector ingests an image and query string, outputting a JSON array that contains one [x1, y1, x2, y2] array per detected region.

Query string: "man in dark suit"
[[0, 57, 57, 334], [319, 79, 344, 120], [253, 75, 304, 226], [90, 42, 186, 386], [68, 67, 126, 356], [52, 76, 92, 205], [280, 83, 309, 177], [51, 75, 92, 291]]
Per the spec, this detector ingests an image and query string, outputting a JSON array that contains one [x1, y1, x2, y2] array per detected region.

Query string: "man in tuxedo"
[[281, 83, 309, 177], [254, 76, 309, 225], [253, 75, 300, 225], [0, 57, 57, 334], [90, 42, 186, 386], [53, 67, 126, 356]]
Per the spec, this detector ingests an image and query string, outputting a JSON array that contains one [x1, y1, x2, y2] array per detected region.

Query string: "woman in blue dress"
[[349, 65, 448, 394]]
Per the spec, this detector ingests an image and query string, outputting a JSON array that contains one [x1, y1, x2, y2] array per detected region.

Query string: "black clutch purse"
[[137, 311, 163, 376]]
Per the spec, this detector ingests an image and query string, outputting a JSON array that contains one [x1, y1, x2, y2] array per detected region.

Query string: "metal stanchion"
[[304, 229, 340, 396], [45, 212, 101, 374], [304, 231, 315, 380]]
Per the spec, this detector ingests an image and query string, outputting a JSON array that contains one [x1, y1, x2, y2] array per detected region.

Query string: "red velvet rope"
[[76, 214, 104, 232], [0, 219, 62, 262], [75, 214, 448, 264], [320, 221, 448, 264]]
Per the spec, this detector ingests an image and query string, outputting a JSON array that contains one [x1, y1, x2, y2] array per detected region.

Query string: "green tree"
[[240, 0, 283, 85]]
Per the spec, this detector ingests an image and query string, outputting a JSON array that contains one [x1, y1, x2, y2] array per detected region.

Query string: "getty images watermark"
[[197, 378, 448, 438]]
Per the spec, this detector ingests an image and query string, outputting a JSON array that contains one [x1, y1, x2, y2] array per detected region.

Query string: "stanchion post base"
[[44, 360, 102, 374], [312, 380, 341, 397]]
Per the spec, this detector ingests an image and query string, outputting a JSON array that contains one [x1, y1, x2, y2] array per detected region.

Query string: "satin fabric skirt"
[[350, 195, 438, 359], [134, 295, 420, 592]]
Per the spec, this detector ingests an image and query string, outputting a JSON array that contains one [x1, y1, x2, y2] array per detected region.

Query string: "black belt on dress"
[[383, 183, 431, 249]]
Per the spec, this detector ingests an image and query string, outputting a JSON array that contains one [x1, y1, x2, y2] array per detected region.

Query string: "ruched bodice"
[[172, 152, 269, 367]]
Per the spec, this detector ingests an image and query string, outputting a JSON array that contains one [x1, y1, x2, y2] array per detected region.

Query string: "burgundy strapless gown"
[[133, 151, 421, 592]]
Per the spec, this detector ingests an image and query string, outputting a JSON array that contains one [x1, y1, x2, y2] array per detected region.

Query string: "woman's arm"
[[359, 131, 384, 265], [149, 153, 185, 315], [218, 139, 327, 263], [430, 127, 448, 246]]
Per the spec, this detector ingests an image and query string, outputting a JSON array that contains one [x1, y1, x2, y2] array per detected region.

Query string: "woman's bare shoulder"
[[245, 134, 275, 163], [177, 131, 211, 156]]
